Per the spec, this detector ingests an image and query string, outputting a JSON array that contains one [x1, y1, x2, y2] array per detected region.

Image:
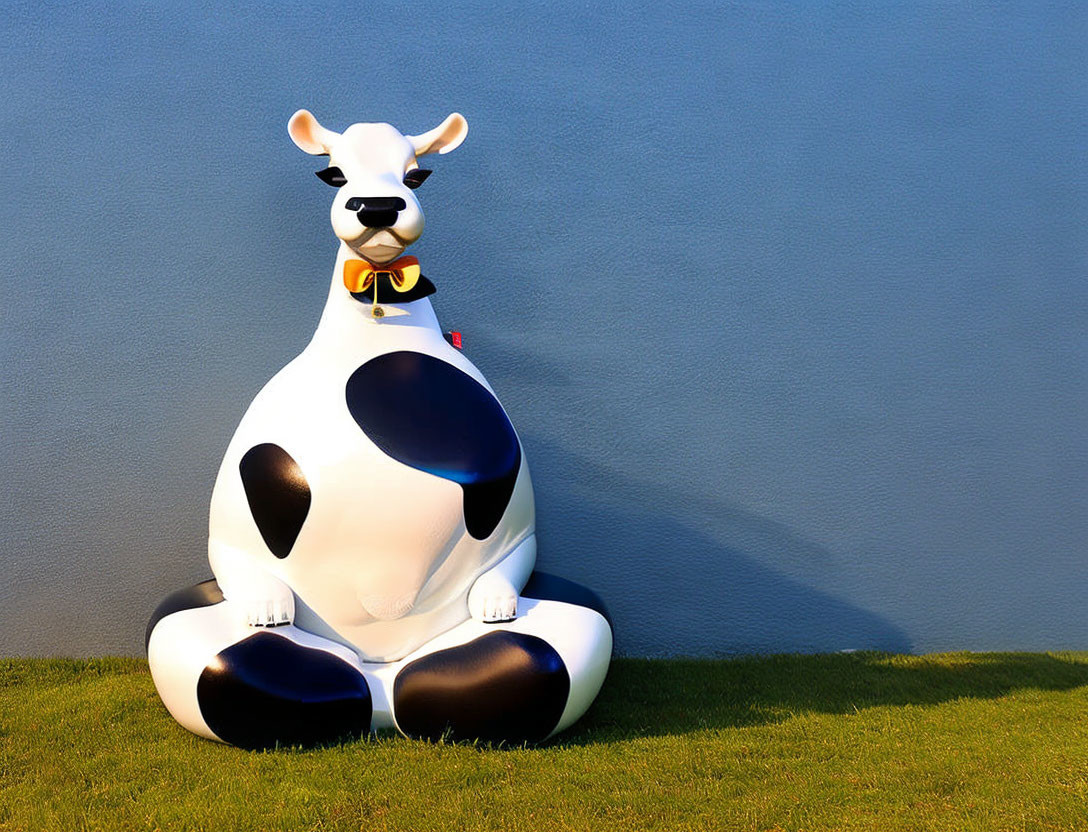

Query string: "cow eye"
[[403, 168, 432, 189], [316, 166, 347, 187]]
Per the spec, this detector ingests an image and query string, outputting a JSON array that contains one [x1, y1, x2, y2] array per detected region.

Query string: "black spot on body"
[[345, 351, 521, 539], [239, 444, 310, 558], [197, 632, 372, 749], [393, 631, 570, 743]]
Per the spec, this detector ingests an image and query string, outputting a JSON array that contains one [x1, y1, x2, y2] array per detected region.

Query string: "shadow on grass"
[[558, 651, 1088, 744]]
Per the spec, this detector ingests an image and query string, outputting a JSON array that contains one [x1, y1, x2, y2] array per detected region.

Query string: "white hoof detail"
[[468, 571, 518, 623], [232, 574, 295, 627]]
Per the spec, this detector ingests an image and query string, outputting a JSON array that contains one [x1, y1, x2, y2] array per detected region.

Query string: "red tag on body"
[[445, 331, 463, 350]]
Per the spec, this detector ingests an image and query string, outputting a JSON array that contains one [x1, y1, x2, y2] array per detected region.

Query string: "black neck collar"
[[350, 273, 436, 305]]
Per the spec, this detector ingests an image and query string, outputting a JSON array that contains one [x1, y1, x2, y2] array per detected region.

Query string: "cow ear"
[[288, 109, 338, 155], [407, 113, 468, 157]]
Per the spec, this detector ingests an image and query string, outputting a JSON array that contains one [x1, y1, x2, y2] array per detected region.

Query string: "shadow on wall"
[[563, 651, 1088, 743], [518, 433, 911, 657]]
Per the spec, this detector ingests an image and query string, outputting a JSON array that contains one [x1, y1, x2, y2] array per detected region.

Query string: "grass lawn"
[[2, 652, 1088, 831]]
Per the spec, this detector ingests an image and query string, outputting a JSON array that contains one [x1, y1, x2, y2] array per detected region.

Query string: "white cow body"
[[208, 245, 535, 662]]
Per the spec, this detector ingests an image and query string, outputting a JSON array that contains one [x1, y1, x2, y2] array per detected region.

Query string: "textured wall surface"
[[1, 2, 1085, 657]]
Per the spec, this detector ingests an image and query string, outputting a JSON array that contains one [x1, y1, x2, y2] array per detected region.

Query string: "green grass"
[[3, 653, 1088, 831]]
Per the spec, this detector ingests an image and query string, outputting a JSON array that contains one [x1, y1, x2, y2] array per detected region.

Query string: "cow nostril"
[[368, 196, 406, 211], [345, 196, 406, 211]]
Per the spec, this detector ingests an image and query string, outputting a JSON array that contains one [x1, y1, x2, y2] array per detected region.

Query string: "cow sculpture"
[[146, 110, 613, 748]]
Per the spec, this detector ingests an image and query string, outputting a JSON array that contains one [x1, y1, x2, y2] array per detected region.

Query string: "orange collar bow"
[[343, 256, 421, 295]]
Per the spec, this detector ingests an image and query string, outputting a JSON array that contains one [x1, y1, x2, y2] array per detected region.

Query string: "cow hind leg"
[[146, 581, 372, 749], [391, 573, 613, 744]]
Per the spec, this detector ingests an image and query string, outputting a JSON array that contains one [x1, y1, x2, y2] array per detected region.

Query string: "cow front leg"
[[467, 534, 536, 623]]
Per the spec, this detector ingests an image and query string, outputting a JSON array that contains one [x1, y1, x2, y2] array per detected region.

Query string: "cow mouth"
[[350, 229, 408, 264]]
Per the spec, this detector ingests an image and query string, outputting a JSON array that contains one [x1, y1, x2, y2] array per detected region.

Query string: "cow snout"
[[346, 196, 407, 228]]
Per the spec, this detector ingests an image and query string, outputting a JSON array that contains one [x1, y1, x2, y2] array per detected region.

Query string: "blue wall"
[[1, 1, 1084, 656]]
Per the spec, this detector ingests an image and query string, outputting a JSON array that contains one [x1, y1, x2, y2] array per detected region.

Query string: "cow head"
[[288, 109, 467, 265]]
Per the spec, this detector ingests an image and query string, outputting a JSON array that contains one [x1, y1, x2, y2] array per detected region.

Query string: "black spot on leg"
[[521, 572, 614, 630], [345, 351, 521, 540], [239, 444, 310, 558], [197, 632, 371, 749], [145, 579, 224, 651], [393, 631, 570, 743]]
